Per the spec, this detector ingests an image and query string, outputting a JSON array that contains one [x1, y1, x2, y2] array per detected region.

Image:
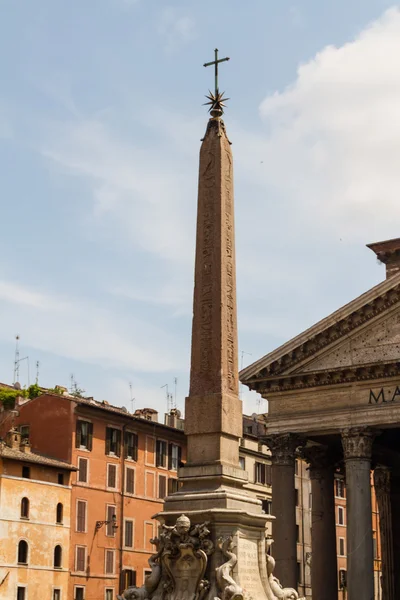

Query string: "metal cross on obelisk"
[[203, 48, 230, 96], [203, 48, 230, 115]]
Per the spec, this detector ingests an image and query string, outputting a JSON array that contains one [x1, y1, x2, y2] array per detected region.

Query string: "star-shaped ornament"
[[203, 89, 230, 114]]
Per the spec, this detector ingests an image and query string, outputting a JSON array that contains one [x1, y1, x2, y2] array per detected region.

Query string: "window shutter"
[[105, 429, 111, 455], [124, 431, 129, 458], [76, 422, 81, 448], [108, 464, 117, 488], [126, 468, 135, 494], [87, 423, 93, 451], [124, 520, 133, 547], [168, 444, 173, 470], [158, 475, 167, 499], [78, 458, 88, 483], [76, 546, 85, 571], [133, 434, 138, 461], [77, 501, 86, 532], [116, 430, 121, 457], [105, 549, 114, 574], [106, 505, 116, 536]]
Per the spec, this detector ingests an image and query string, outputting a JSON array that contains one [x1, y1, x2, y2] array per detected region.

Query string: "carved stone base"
[[154, 508, 304, 600]]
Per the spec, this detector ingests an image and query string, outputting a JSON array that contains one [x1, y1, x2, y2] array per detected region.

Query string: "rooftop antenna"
[[13, 335, 20, 384], [35, 361, 40, 385], [129, 382, 136, 413], [70, 373, 75, 394], [239, 351, 252, 400], [174, 377, 178, 409], [13, 336, 30, 386], [161, 383, 171, 412]]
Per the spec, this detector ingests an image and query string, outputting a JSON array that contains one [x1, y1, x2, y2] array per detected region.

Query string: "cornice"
[[252, 360, 400, 394]]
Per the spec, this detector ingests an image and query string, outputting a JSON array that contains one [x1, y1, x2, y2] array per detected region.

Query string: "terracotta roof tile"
[[0, 445, 77, 470]]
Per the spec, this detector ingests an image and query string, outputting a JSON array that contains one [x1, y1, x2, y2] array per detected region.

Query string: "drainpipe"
[[119, 424, 126, 593]]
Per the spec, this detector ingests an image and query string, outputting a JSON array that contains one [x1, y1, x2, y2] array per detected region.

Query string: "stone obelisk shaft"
[[185, 116, 242, 470]]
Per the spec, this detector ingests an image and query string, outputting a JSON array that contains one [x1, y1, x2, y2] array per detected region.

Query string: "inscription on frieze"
[[369, 386, 400, 404]]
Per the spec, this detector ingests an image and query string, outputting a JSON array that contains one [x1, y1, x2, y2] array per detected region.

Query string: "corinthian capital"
[[300, 444, 335, 480], [264, 433, 304, 466], [374, 465, 391, 496], [341, 427, 376, 460]]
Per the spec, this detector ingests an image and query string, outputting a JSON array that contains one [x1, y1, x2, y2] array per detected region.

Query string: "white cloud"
[[41, 117, 196, 265], [157, 7, 197, 53], [253, 7, 400, 242], [0, 278, 183, 373]]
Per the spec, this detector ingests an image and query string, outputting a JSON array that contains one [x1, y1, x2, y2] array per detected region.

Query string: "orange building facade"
[[0, 428, 74, 600], [12, 392, 185, 600]]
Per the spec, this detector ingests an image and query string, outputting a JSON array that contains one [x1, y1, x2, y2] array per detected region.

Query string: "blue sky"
[[1, 0, 399, 415]]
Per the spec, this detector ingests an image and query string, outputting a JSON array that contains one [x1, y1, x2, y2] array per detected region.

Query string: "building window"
[[296, 524, 300, 543], [295, 488, 299, 506], [124, 431, 138, 461], [121, 570, 136, 591], [17, 588, 26, 600], [106, 427, 121, 456], [53, 590, 61, 600], [125, 467, 135, 494], [124, 520, 134, 548], [76, 420, 93, 451], [156, 440, 167, 468], [75, 546, 86, 572], [77, 457, 88, 483], [335, 478, 345, 498], [168, 444, 181, 470], [18, 540, 28, 564], [239, 456, 245, 470], [56, 503, 63, 524], [105, 549, 115, 574], [297, 561, 302, 584], [168, 478, 179, 494], [295, 460, 299, 475], [255, 462, 272, 485], [58, 473, 64, 485], [261, 499, 272, 514], [105, 590, 114, 600], [19, 425, 30, 441], [22, 466, 30, 479], [20, 497, 29, 519], [76, 500, 87, 532], [107, 464, 117, 489], [339, 537, 345, 557], [54, 545, 62, 568], [74, 586, 85, 600], [158, 475, 167, 499], [339, 569, 347, 589], [338, 506, 344, 526], [106, 505, 116, 537]]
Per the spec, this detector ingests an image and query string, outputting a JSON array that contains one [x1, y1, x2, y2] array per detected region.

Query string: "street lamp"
[[95, 514, 118, 532]]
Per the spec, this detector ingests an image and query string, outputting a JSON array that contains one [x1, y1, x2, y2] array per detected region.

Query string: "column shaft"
[[302, 446, 337, 600], [390, 475, 400, 598], [342, 428, 375, 600], [374, 466, 394, 600], [267, 433, 301, 589]]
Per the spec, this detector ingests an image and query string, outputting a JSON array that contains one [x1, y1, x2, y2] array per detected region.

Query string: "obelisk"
[[155, 51, 303, 600]]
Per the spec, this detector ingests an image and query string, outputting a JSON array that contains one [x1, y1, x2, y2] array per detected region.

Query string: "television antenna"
[[13, 335, 30, 386], [129, 382, 136, 413]]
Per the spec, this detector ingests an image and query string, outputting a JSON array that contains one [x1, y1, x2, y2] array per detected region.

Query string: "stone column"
[[374, 466, 394, 600], [390, 474, 400, 598], [266, 433, 302, 589], [301, 445, 337, 600], [342, 428, 376, 600]]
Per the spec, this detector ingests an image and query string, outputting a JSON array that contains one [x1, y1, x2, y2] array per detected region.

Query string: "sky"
[[0, 0, 399, 416]]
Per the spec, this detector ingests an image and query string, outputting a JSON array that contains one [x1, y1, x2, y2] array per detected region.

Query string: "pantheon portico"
[[240, 237, 400, 600]]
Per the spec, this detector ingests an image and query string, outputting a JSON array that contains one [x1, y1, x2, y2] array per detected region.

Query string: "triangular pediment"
[[292, 305, 400, 374], [240, 273, 400, 390]]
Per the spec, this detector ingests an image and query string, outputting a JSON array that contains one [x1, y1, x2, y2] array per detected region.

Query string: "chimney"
[[6, 428, 21, 449], [367, 237, 400, 279], [19, 439, 32, 454]]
